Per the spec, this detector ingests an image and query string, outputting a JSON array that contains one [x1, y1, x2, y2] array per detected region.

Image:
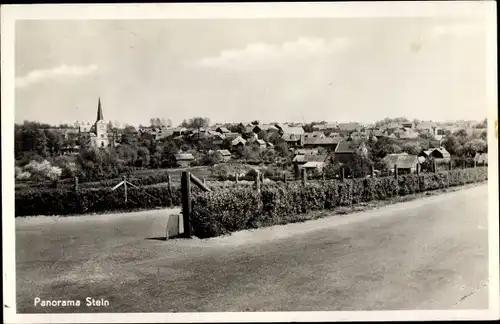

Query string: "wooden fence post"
[[322, 170, 326, 181], [283, 172, 287, 184], [202, 177, 206, 185], [74, 176, 79, 193], [416, 164, 420, 192], [123, 176, 128, 203], [340, 167, 345, 182], [371, 165, 375, 177], [167, 174, 172, 194], [433, 161, 437, 173], [474, 160, 477, 168], [294, 163, 300, 180], [301, 168, 307, 186], [235, 174, 239, 184], [394, 164, 398, 180], [181, 171, 192, 238], [449, 161, 452, 171], [255, 170, 262, 192]]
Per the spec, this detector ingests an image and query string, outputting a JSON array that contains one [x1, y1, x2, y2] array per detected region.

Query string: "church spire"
[[96, 97, 104, 121]]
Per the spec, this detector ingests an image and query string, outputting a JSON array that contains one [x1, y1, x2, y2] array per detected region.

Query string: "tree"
[[462, 139, 487, 157], [182, 117, 210, 140], [136, 147, 151, 168], [401, 142, 422, 155], [442, 135, 462, 156], [258, 130, 269, 142]]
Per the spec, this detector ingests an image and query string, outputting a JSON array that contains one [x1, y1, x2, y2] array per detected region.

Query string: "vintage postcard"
[[2, 2, 499, 323]]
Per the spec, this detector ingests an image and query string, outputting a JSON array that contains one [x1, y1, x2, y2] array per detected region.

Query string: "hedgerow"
[[15, 182, 181, 217], [190, 167, 488, 238], [15, 167, 488, 223]]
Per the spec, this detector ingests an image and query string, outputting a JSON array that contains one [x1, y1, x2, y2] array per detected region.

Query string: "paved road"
[[16, 184, 490, 312]]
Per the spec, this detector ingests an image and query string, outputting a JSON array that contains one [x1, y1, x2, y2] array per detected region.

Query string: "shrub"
[[15, 182, 181, 217], [189, 167, 487, 238]]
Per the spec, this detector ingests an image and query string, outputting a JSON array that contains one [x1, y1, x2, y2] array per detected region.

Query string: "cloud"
[[16, 64, 98, 89], [192, 37, 351, 70]]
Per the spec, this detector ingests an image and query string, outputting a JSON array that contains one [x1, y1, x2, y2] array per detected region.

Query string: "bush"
[[190, 167, 487, 238], [15, 182, 181, 217]]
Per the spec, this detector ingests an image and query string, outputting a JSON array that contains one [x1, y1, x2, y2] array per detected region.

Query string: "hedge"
[[190, 167, 488, 238], [15, 167, 488, 220], [15, 182, 182, 217]]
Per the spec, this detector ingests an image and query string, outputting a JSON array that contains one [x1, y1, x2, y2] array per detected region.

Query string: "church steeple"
[[96, 97, 104, 121]]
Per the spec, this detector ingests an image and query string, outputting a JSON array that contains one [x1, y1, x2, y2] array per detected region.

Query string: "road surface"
[[16, 184, 490, 312]]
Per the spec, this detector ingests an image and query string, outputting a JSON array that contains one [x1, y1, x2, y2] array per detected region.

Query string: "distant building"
[[474, 153, 488, 165], [89, 98, 110, 148], [175, 153, 195, 167], [418, 147, 451, 162], [382, 153, 419, 174], [215, 149, 232, 162]]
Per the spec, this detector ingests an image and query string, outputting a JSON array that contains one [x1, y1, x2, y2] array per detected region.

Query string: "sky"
[[14, 17, 489, 127]]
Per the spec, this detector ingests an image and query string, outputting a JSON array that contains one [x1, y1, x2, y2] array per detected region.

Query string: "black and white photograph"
[[2, 2, 499, 323]]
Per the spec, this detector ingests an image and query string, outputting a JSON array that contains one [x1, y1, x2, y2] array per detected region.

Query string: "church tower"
[[93, 97, 109, 148]]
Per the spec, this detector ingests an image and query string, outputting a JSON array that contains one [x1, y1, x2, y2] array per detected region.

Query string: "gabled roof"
[[304, 131, 326, 138], [277, 125, 305, 135], [302, 161, 325, 168], [474, 153, 488, 163], [231, 136, 246, 146], [421, 147, 451, 159], [303, 136, 342, 146], [216, 127, 230, 133], [282, 133, 303, 142], [383, 153, 418, 169], [225, 132, 240, 140], [175, 153, 194, 161], [334, 141, 359, 154], [216, 149, 231, 156], [337, 122, 360, 131], [293, 154, 328, 163]]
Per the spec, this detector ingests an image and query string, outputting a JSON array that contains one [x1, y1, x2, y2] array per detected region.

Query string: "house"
[[300, 161, 326, 173], [474, 153, 488, 165], [304, 131, 326, 139], [275, 124, 305, 136], [60, 144, 80, 156], [386, 123, 404, 132], [172, 127, 188, 136], [253, 124, 279, 133], [303, 136, 342, 150], [397, 129, 419, 140], [282, 133, 303, 147], [215, 149, 232, 162], [246, 132, 258, 143], [254, 139, 267, 149], [313, 122, 338, 131], [294, 148, 320, 156], [225, 132, 240, 140], [333, 141, 367, 164], [292, 154, 329, 164], [175, 153, 195, 167], [213, 133, 226, 146], [418, 147, 451, 162], [401, 122, 414, 129], [216, 126, 230, 134], [231, 136, 247, 147], [382, 153, 419, 174], [416, 121, 435, 133], [337, 122, 361, 133], [371, 129, 387, 139]]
